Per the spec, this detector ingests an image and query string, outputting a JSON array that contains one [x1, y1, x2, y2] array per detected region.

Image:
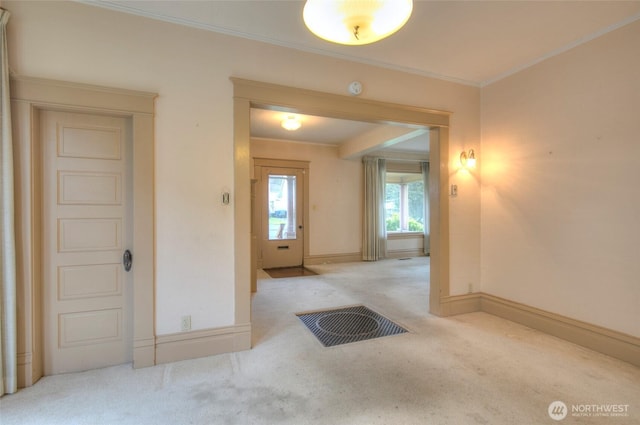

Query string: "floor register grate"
[[296, 305, 408, 347]]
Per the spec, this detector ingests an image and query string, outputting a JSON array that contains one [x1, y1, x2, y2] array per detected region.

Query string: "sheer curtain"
[[0, 8, 17, 396], [362, 157, 386, 261], [421, 161, 430, 255]]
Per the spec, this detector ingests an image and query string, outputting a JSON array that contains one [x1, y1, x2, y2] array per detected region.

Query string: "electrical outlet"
[[468, 283, 473, 293], [181, 315, 191, 332]]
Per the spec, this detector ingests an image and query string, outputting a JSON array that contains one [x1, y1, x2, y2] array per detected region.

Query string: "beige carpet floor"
[[1, 257, 638, 424]]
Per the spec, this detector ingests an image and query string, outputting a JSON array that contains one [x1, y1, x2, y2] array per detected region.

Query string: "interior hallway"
[[1, 258, 638, 424]]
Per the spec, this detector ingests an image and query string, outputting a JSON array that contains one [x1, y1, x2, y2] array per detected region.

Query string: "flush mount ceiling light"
[[281, 115, 302, 131], [303, 0, 413, 46]]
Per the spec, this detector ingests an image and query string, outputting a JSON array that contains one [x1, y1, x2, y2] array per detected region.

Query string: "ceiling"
[[85, 0, 640, 156], [250, 109, 429, 158]]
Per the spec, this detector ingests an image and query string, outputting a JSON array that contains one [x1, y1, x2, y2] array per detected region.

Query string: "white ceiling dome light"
[[281, 115, 302, 131], [303, 0, 413, 46]]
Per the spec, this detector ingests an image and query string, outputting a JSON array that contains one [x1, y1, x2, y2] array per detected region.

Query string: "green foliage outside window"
[[408, 218, 424, 232], [386, 213, 423, 232], [386, 213, 400, 231], [385, 176, 425, 232]]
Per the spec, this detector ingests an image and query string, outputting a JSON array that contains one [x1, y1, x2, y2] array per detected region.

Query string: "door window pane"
[[268, 175, 297, 240]]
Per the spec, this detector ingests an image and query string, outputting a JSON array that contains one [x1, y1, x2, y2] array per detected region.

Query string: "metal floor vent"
[[296, 305, 408, 347]]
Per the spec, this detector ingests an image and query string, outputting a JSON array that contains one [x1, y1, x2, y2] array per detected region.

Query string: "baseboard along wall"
[[304, 252, 362, 265], [155, 324, 251, 365], [304, 251, 426, 264], [153, 293, 639, 369], [386, 249, 426, 259], [442, 292, 640, 368]]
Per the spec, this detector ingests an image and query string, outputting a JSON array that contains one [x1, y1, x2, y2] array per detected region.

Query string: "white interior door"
[[261, 167, 304, 268], [41, 110, 133, 375]]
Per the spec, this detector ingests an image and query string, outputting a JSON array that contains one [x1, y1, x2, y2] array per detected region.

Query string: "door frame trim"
[[253, 159, 310, 270], [232, 78, 451, 331], [11, 76, 157, 386]]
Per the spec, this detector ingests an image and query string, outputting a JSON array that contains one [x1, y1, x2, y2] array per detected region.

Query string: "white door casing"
[[41, 110, 132, 374]]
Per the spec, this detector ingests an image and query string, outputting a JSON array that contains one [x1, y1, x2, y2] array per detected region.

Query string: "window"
[[268, 174, 297, 240], [385, 172, 424, 232]]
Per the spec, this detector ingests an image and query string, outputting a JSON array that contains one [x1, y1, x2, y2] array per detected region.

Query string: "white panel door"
[[41, 110, 132, 374], [261, 167, 304, 268]]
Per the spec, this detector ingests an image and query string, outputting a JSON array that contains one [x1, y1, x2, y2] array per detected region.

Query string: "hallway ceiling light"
[[281, 115, 302, 131], [303, 0, 413, 46]]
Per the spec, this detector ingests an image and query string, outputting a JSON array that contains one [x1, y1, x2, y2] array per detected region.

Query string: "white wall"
[[481, 20, 640, 337], [6, 1, 481, 335], [251, 139, 362, 256]]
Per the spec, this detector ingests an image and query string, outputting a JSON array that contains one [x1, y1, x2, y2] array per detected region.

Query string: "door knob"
[[123, 250, 132, 272]]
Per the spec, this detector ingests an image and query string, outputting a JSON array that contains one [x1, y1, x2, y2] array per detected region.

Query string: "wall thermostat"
[[348, 81, 362, 96]]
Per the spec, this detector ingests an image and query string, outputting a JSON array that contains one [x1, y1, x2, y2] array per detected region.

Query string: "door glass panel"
[[268, 175, 297, 240]]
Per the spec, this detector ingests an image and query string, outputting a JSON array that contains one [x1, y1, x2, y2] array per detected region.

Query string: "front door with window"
[[261, 167, 304, 268]]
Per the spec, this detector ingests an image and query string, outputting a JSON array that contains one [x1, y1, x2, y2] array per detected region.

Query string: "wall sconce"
[[460, 149, 476, 168], [281, 115, 302, 131]]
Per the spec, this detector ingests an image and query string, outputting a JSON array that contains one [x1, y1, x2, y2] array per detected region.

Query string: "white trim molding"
[[155, 324, 252, 365], [386, 249, 426, 259], [480, 294, 640, 368], [304, 252, 362, 265], [440, 293, 482, 316], [441, 292, 640, 368]]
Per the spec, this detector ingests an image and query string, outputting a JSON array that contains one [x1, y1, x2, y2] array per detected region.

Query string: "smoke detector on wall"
[[348, 81, 363, 96]]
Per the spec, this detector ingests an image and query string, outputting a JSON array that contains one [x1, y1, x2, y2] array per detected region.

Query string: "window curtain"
[[421, 161, 430, 255], [362, 157, 386, 261], [0, 8, 18, 396]]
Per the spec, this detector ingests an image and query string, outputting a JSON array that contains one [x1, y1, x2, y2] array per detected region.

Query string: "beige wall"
[[481, 20, 640, 337], [6, 1, 480, 335]]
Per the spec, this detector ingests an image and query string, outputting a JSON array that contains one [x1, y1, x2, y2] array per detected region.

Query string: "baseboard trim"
[[133, 337, 156, 368], [480, 293, 640, 368], [386, 249, 426, 259], [155, 323, 251, 365], [304, 252, 362, 265], [17, 352, 33, 388], [436, 292, 640, 367], [440, 293, 481, 316]]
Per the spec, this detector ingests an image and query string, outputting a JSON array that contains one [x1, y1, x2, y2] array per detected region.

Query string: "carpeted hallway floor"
[[1, 257, 638, 424]]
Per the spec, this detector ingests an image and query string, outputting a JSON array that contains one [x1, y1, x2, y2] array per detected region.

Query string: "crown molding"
[[77, 0, 480, 87], [482, 12, 640, 87]]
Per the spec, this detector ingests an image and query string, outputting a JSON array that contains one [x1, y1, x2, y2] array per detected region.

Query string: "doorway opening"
[[232, 78, 450, 341], [253, 159, 310, 273]]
